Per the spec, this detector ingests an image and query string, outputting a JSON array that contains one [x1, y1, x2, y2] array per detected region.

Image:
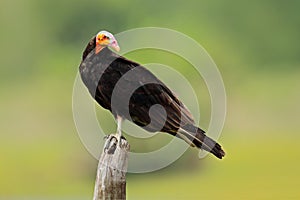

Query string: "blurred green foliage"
[[0, 0, 300, 199]]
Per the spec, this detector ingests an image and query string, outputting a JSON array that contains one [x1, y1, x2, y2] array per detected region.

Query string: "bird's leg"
[[116, 115, 123, 146]]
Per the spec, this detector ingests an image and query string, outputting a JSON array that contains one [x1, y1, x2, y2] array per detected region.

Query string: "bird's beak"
[[110, 40, 120, 52]]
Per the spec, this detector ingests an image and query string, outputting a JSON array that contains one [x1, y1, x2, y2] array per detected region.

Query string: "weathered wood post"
[[93, 135, 130, 200]]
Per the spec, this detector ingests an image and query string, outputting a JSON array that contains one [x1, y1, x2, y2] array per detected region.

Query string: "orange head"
[[96, 31, 120, 52]]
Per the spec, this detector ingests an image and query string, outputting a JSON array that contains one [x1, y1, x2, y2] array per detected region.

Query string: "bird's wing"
[[81, 36, 96, 62], [112, 56, 195, 132]]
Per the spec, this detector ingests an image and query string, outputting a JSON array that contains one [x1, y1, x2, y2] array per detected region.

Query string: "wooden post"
[[93, 134, 130, 200]]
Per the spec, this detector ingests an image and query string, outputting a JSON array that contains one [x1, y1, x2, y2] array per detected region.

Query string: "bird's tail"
[[178, 124, 225, 159]]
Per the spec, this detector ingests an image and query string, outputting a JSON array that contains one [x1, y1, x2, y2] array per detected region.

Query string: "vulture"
[[79, 30, 225, 159]]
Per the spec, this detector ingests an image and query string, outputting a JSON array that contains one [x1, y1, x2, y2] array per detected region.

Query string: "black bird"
[[79, 31, 225, 159]]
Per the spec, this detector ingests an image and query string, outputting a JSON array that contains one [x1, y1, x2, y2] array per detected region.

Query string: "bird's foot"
[[117, 134, 127, 147], [103, 134, 127, 154], [103, 134, 118, 154]]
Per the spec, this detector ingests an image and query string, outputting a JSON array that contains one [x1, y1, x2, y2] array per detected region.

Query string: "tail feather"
[[179, 124, 225, 159]]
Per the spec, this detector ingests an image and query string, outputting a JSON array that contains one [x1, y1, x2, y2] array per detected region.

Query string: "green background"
[[1, 0, 299, 199]]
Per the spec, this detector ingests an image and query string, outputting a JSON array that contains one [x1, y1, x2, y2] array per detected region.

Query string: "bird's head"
[[95, 31, 120, 52]]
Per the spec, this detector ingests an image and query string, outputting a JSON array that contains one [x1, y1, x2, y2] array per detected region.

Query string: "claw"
[[103, 134, 118, 154], [103, 135, 109, 140]]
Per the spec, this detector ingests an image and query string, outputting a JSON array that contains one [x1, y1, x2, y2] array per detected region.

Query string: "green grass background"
[[1, 0, 300, 199]]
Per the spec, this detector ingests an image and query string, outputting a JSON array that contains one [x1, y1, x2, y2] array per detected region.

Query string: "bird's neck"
[[95, 45, 106, 54]]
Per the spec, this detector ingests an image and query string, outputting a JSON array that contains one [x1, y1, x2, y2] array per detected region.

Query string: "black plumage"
[[79, 35, 225, 159]]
